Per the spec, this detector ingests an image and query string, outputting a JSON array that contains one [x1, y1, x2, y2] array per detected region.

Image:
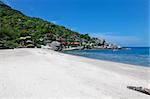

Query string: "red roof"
[[73, 42, 80, 44], [62, 42, 80, 45]]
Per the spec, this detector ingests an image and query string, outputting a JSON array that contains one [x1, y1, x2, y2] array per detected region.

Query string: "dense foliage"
[[0, 2, 93, 48]]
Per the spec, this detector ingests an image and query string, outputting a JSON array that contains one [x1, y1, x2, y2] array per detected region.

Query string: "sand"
[[0, 48, 149, 99]]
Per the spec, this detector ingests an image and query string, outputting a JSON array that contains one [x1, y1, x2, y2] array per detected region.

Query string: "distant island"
[[0, 1, 121, 51]]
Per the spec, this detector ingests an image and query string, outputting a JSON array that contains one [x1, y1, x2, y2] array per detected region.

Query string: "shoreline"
[[0, 48, 149, 98], [3, 48, 148, 68], [58, 49, 149, 80], [62, 48, 149, 67], [1, 48, 149, 68]]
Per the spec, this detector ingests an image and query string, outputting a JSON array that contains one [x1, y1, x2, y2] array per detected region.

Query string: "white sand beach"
[[0, 48, 149, 99]]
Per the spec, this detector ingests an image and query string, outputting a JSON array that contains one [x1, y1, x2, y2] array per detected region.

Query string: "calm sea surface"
[[63, 47, 150, 67]]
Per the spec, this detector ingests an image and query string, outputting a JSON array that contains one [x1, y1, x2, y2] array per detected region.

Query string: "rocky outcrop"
[[50, 41, 62, 51], [127, 86, 150, 95]]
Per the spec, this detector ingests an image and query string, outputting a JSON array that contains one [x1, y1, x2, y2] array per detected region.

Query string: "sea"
[[63, 47, 150, 67]]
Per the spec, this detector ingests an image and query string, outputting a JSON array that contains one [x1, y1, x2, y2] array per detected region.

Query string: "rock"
[[144, 88, 150, 95], [127, 86, 150, 95], [26, 44, 34, 48], [50, 41, 62, 51]]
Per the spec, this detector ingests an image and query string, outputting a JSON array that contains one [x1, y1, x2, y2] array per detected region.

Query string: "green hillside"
[[0, 1, 93, 49]]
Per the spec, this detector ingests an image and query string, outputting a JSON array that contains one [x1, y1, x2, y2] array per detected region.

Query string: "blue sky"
[[4, 0, 149, 47]]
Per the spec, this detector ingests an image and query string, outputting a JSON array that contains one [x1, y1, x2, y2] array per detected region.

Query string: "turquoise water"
[[63, 47, 150, 67]]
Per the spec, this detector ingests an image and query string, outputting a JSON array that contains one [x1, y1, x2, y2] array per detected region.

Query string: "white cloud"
[[3, 0, 11, 5], [51, 20, 57, 24], [89, 32, 142, 46]]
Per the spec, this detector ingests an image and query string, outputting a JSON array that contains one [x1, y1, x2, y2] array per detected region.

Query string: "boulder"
[[50, 41, 62, 51], [127, 86, 150, 95]]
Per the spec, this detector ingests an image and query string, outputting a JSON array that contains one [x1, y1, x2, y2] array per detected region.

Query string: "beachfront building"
[[0, 41, 7, 49], [18, 36, 34, 48], [62, 41, 80, 47]]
